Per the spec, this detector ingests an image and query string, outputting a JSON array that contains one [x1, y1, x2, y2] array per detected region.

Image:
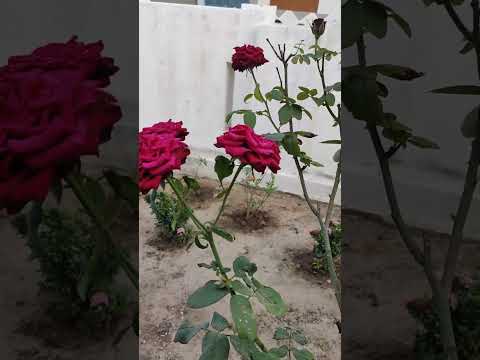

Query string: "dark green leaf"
[[273, 327, 289, 340], [296, 131, 317, 138], [210, 224, 235, 242], [200, 332, 230, 360], [214, 155, 235, 184], [292, 330, 308, 345], [270, 89, 284, 101], [269, 345, 289, 358], [233, 256, 258, 278], [462, 105, 480, 138], [104, 170, 138, 209], [292, 104, 303, 120], [342, 0, 364, 48], [187, 280, 229, 309], [183, 175, 200, 191], [231, 295, 257, 341], [244, 111, 257, 128], [431, 85, 480, 95], [231, 280, 254, 297], [321, 140, 341, 144], [282, 134, 301, 156], [254, 285, 288, 316], [263, 133, 286, 142], [292, 348, 314, 360], [407, 136, 439, 149], [279, 104, 294, 125], [230, 336, 255, 360], [333, 149, 341, 162], [364, 0, 388, 39], [174, 320, 209, 344], [369, 64, 424, 81]]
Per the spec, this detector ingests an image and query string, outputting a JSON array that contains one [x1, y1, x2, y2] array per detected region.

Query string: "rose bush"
[[0, 36, 121, 213], [215, 124, 281, 173], [138, 121, 190, 194], [231, 44, 268, 72]]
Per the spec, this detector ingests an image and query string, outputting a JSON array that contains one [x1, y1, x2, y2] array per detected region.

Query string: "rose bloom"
[[231, 45, 268, 72], [0, 36, 121, 214], [215, 125, 281, 173], [138, 121, 190, 194]]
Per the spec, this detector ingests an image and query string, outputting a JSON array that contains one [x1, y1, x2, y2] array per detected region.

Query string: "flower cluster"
[[138, 120, 190, 194], [0, 36, 121, 213], [231, 45, 268, 72]]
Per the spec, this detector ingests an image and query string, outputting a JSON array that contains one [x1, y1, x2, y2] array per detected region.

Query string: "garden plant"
[[342, 1, 480, 359], [239, 167, 276, 222], [0, 37, 139, 337], [227, 19, 342, 306]]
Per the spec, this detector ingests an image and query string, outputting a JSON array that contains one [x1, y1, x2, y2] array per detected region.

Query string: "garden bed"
[[140, 177, 341, 360]]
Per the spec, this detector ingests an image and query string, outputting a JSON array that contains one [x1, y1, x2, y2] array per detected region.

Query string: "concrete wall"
[[139, 1, 341, 203]]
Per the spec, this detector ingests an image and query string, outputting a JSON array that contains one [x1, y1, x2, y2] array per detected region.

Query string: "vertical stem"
[[65, 174, 139, 291], [249, 70, 281, 132], [214, 165, 245, 225], [325, 163, 341, 226]]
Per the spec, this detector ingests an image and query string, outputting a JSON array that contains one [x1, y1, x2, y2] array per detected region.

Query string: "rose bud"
[[311, 18, 326, 40]]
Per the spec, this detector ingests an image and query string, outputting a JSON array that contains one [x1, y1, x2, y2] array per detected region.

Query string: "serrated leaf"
[[231, 295, 257, 341], [187, 280, 229, 309]]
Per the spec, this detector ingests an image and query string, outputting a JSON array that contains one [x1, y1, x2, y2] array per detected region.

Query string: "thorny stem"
[[167, 177, 230, 278], [214, 165, 245, 225], [355, 28, 470, 360], [249, 69, 281, 133], [265, 40, 341, 305], [65, 174, 139, 291]]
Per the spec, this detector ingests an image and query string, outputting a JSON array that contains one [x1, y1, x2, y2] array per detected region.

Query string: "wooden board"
[[270, 0, 319, 12]]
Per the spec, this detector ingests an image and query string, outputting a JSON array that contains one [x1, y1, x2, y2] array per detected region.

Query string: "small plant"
[[270, 326, 313, 359], [407, 277, 480, 360], [147, 189, 195, 245], [240, 168, 277, 220], [11, 209, 128, 332], [312, 223, 342, 273]]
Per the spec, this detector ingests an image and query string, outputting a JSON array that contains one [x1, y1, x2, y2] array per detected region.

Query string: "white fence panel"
[[139, 1, 341, 203]]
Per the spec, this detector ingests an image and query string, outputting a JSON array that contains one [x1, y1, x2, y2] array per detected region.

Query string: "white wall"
[[139, 1, 341, 203], [342, 1, 480, 238]]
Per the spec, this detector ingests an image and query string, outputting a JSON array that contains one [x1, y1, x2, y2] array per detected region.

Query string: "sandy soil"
[[342, 210, 480, 360], [139, 178, 342, 360], [0, 191, 139, 360]]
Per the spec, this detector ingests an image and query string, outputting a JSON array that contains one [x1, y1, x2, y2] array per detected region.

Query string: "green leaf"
[[333, 149, 341, 162], [462, 105, 480, 138], [233, 256, 258, 278], [270, 89, 284, 101], [282, 134, 301, 156], [279, 104, 293, 125], [297, 92, 309, 101], [187, 280, 229, 309], [254, 285, 288, 317], [389, 12, 411, 38], [292, 348, 314, 360], [244, 111, 257, 129], [244, 93, 254, 103], [231, 295, 257, 341], [325, 93, 336, 107], [292, 104, 303, 120], [431, 85, 480, 95], [231, 280, 254, 297], [342, 0, 364, 49], [273, 327, 289, 340], [254, 84, 265, 102], [226, 111, 235, 124], [230, 336, 256, 360], [363, 0, 388, 39], [252, 352, 281, 360], [183, 175, 200, 191], [211, 312, 229, 331], [295, 131, 317, 138], [269, 345, 289, 358], [210, 224, 235, 242], [214, 155, 235, 184], [292, 330, 308, 345], [263, 133, 286, 142], [369, 64, 424, 81], [322, 139, 341, 144], [200, 332, 230, 360], [407, 136, 440, 149], [104, 170, 139, 209], [174, 320, 209, 344]]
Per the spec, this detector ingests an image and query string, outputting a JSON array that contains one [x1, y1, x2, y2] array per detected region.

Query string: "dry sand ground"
[[139, 178, 342, 360]]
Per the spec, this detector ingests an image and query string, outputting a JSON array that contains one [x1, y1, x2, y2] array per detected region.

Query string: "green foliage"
[[312, 223, 342, 272], [271, 326, 314, 360], [11, 208, 126, 328], [147, 190, 193, 245], [240, 168, 277, 220], [407, 278, 480, 360]]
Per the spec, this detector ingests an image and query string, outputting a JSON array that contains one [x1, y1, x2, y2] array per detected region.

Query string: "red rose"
[[215, 125, 281, 173], [138, 121, 190, 194], [231, 45, 268, 72], [0, 37, 121, 214]]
